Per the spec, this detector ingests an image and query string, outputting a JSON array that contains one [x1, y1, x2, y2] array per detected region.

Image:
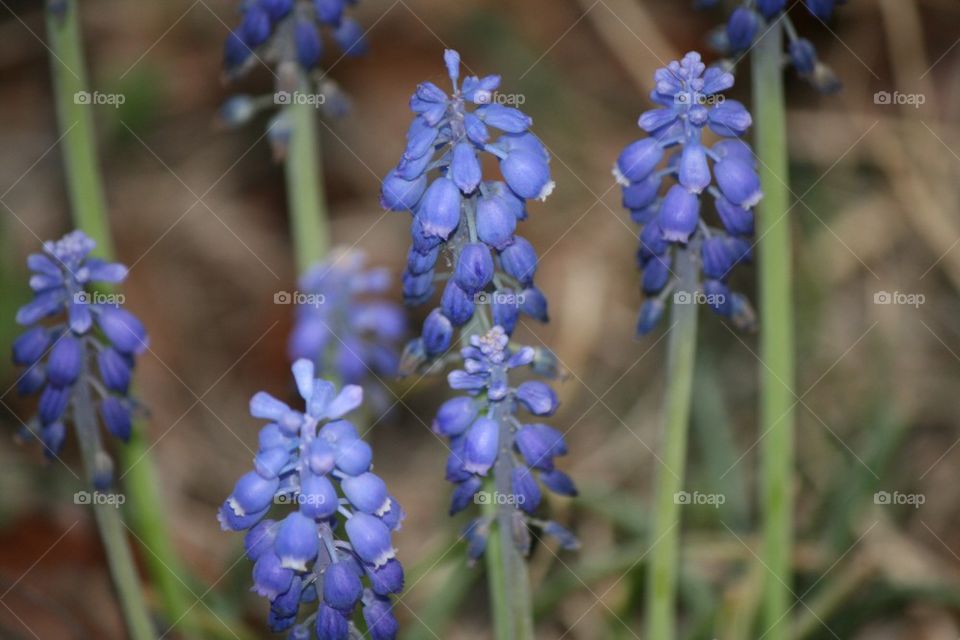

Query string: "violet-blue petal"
[[417, 178, 461, 240], [615, 138, 663, 184], [275, 512, 319, 571], [335, 439, 373, 476], [476, 193, 518, 250], [498, 237, 537, 286], [516, 380, 559, 416], [657, 184, 700, 243], [332, 17, 367, 56], [367, 558, 404, 596], [450, 142, 482, 194], [251, 551, 294, 600], [512, 467, 541, 514], [38, 385, 70, 425], [462, 417, 498, 475], [708, 100, 753, 137], [715, 158, 763, 208], [342, 472, 389, 514], [519, 287, 548, 322], [440, 280, 474, 327], [540, 469, 578, 496], [244, 519, 278, 561], [97, 307, 148, 355], [500, 150, 554, 201], [345, 512, 395, 568], [363, 597, 400, 640], [422, 309, 453, 357], [315, 603, 349, 640], [433, 396, 477, 437], [454, 243, 494, 295], [13, 327, 51, 366], [678, 143, 711, 194], [299, 471, 339, 519], [449, 475, 482, 515], [229, 470, 279, 516]]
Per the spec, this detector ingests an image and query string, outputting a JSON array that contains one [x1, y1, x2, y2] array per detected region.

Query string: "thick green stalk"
[[481, 479, 513, 639], [752, 23, 795, 640], [464, 196, 534, 638], [487, 418, 536, 640], [46, 0, 108, 245], [283, 75, 331, 272], [644, 249, 699, 640], [74, 377, 156, 640], [46, 1, 198, 634]]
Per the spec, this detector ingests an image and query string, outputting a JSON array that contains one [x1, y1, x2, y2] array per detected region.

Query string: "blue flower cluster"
[[288, 248, 405, 396], [218, 0, 366, 134], [219, 360, 403, 639], [380, 50, 553, 372], [13, 231, 148, 471], [614, 52, 757, 334], [704, 0, 843, 92], [224, 0, 366, 77], [434, 326, 578, 561]]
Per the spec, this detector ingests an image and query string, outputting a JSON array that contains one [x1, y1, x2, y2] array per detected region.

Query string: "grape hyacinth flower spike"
[[438, 326, 578, 563], [615, 51, 759, 335], [703, 0, 844, 92], [288, 247, 405, 404], [13, 230, 148, 486], [380, 49, 555, 373], [218, 0, 368, 143], [220, 359, 403, 639]]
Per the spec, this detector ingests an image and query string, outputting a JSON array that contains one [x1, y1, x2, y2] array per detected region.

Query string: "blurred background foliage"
[[2, 0, 960, 638]]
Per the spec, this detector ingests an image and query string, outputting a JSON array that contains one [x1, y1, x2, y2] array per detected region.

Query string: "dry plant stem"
[[644, 247, 699, 640], [753, 22, 794, 640]]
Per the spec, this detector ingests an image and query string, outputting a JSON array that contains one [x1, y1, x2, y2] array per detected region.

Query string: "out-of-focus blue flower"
[[288, 248, 405, 400], [218, 0, 365, 145], [223, 0, 365, 78], [219, 359, 403, 638], [380, 50, 555, 373], [701, 0, 844, 93], [12, 231, 147, 475], [615, 52, 758, 335], [437, 326, 577, 562]]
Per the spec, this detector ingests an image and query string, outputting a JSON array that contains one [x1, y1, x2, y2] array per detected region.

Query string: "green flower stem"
[[46, 0, 108, 246], [464, 197, 534, 639], [752, 22, 795, 640], [644, 248, 699, 640], [485, 419, 536, 640], [283, 73, 331, 272], [46, 1, 198, 635], [481, 478, 512, 639], [74, 376, 156, 640]]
